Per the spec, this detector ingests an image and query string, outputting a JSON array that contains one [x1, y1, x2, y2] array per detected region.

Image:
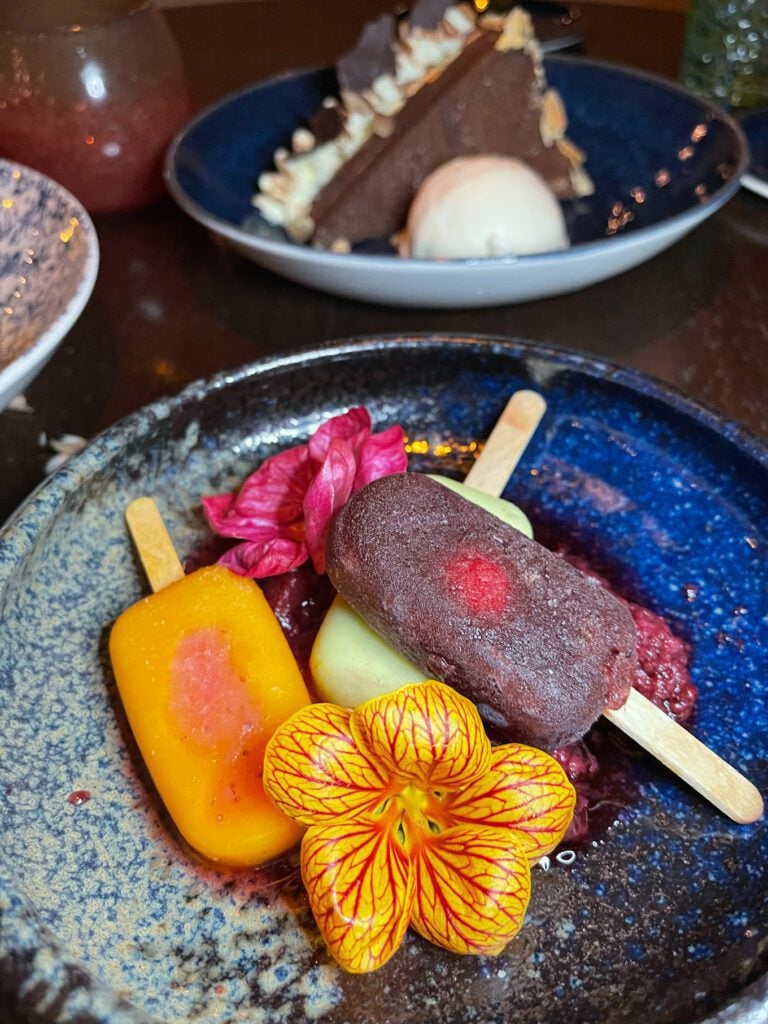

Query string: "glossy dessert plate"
[[166, 60, 747, 308], [0, 336, 766, 1024]]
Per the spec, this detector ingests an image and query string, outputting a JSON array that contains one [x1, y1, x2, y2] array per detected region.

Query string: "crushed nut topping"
[[540, 88, 568, 146], [494, 7, 534, 52]]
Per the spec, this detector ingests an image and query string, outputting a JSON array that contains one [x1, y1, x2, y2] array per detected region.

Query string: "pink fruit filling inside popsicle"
[[444, 553, 512, 617], [170, 628, 262, 750]]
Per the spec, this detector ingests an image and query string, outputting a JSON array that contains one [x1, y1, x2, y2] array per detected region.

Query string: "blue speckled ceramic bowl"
[[0, 337, 766, 1024], [165, 60, 747, 308], [741, 110, 768, 199], [0, 159, 99, 411]]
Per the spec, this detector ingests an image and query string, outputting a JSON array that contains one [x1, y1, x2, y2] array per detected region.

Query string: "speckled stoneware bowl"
[[0, 336, 766, 1024], [0, 158, 99, 411]]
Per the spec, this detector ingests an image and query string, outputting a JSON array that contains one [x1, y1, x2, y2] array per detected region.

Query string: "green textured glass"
[[680, 0, 768, 109]]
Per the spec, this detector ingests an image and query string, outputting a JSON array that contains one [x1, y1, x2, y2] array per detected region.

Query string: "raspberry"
[[558, 551, 697, 723], [553, 741, 599, 783], [628, 604, 696, 722]]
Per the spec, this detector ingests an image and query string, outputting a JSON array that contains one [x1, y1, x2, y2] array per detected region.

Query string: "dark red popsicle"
[[326, 473, 637, 750]]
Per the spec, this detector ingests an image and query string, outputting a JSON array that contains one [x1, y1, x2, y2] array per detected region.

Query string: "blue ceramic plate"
[[741, 110, 768, 199], [166, 60, 747, 308], [0, 337, 766, 1024]]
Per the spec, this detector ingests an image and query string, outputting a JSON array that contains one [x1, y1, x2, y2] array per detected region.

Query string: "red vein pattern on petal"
[[263, 704, 390, 827], [445, 744, 576, 862], [410, 824, 531, 956], [302, 820, 415, 974], [351, 680, 491, 790]]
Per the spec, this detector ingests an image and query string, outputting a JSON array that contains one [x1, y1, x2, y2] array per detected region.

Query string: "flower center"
[[378, 783, 446, 851], [399, 782, 429, 819]]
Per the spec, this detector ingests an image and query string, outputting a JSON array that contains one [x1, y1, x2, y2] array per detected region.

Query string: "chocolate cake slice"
[[254, 4, 592, 251]]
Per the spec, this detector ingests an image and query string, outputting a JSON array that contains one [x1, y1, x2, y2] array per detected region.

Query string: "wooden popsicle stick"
[[605, 690, 764, 823], [464, 389, 547, 497], [125, 496, 184, 594], [464, 392, 764, 825]]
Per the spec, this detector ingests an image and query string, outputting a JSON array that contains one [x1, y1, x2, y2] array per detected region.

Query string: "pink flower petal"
[[202, 407, 408, 579], [354, 425, 408, 490], [231, 445, 313, 523], [201, 500, 298, 543], [202, 445, 312, 541], [309, 408, 371, 468], [201, 492, 239, 537], [218, 537, 309, 578], [304, 437, 358, 574]]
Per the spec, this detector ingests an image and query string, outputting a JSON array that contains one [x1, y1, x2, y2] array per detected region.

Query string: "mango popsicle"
[[110, 499, 310, 868], [326, 472, 638, 750]]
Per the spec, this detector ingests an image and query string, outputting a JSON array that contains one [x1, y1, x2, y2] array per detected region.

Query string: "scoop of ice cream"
[[400, 155, 570, 260]]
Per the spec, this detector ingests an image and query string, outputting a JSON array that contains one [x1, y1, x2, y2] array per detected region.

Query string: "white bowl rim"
[[742, 173, 768, 199], [0, 159, 100, 400], [164, 54, 749, 274]]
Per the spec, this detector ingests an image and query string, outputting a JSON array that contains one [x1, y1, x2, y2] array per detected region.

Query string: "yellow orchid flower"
[[263, 679, 576, 973]]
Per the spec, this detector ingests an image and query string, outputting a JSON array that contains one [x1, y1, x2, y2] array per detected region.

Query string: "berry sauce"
[[559, 552, 697, 724], [550, 551, 697, 844], [259, 565, 336, 694], [67, 790, 92, 805]]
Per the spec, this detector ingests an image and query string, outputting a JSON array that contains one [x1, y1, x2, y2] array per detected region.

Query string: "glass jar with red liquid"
[[0, 0, 193, 213]]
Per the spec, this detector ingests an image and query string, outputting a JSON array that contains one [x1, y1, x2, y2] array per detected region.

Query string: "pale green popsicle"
[[426, 475, 532, 537], [310, 476, 533, 707]]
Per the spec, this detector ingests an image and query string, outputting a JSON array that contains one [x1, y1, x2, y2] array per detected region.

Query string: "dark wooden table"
[[1, 0, 767, 531]]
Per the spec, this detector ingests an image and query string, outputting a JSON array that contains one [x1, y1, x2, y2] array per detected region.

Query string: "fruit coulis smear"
[[551, 549, 697, 843]]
